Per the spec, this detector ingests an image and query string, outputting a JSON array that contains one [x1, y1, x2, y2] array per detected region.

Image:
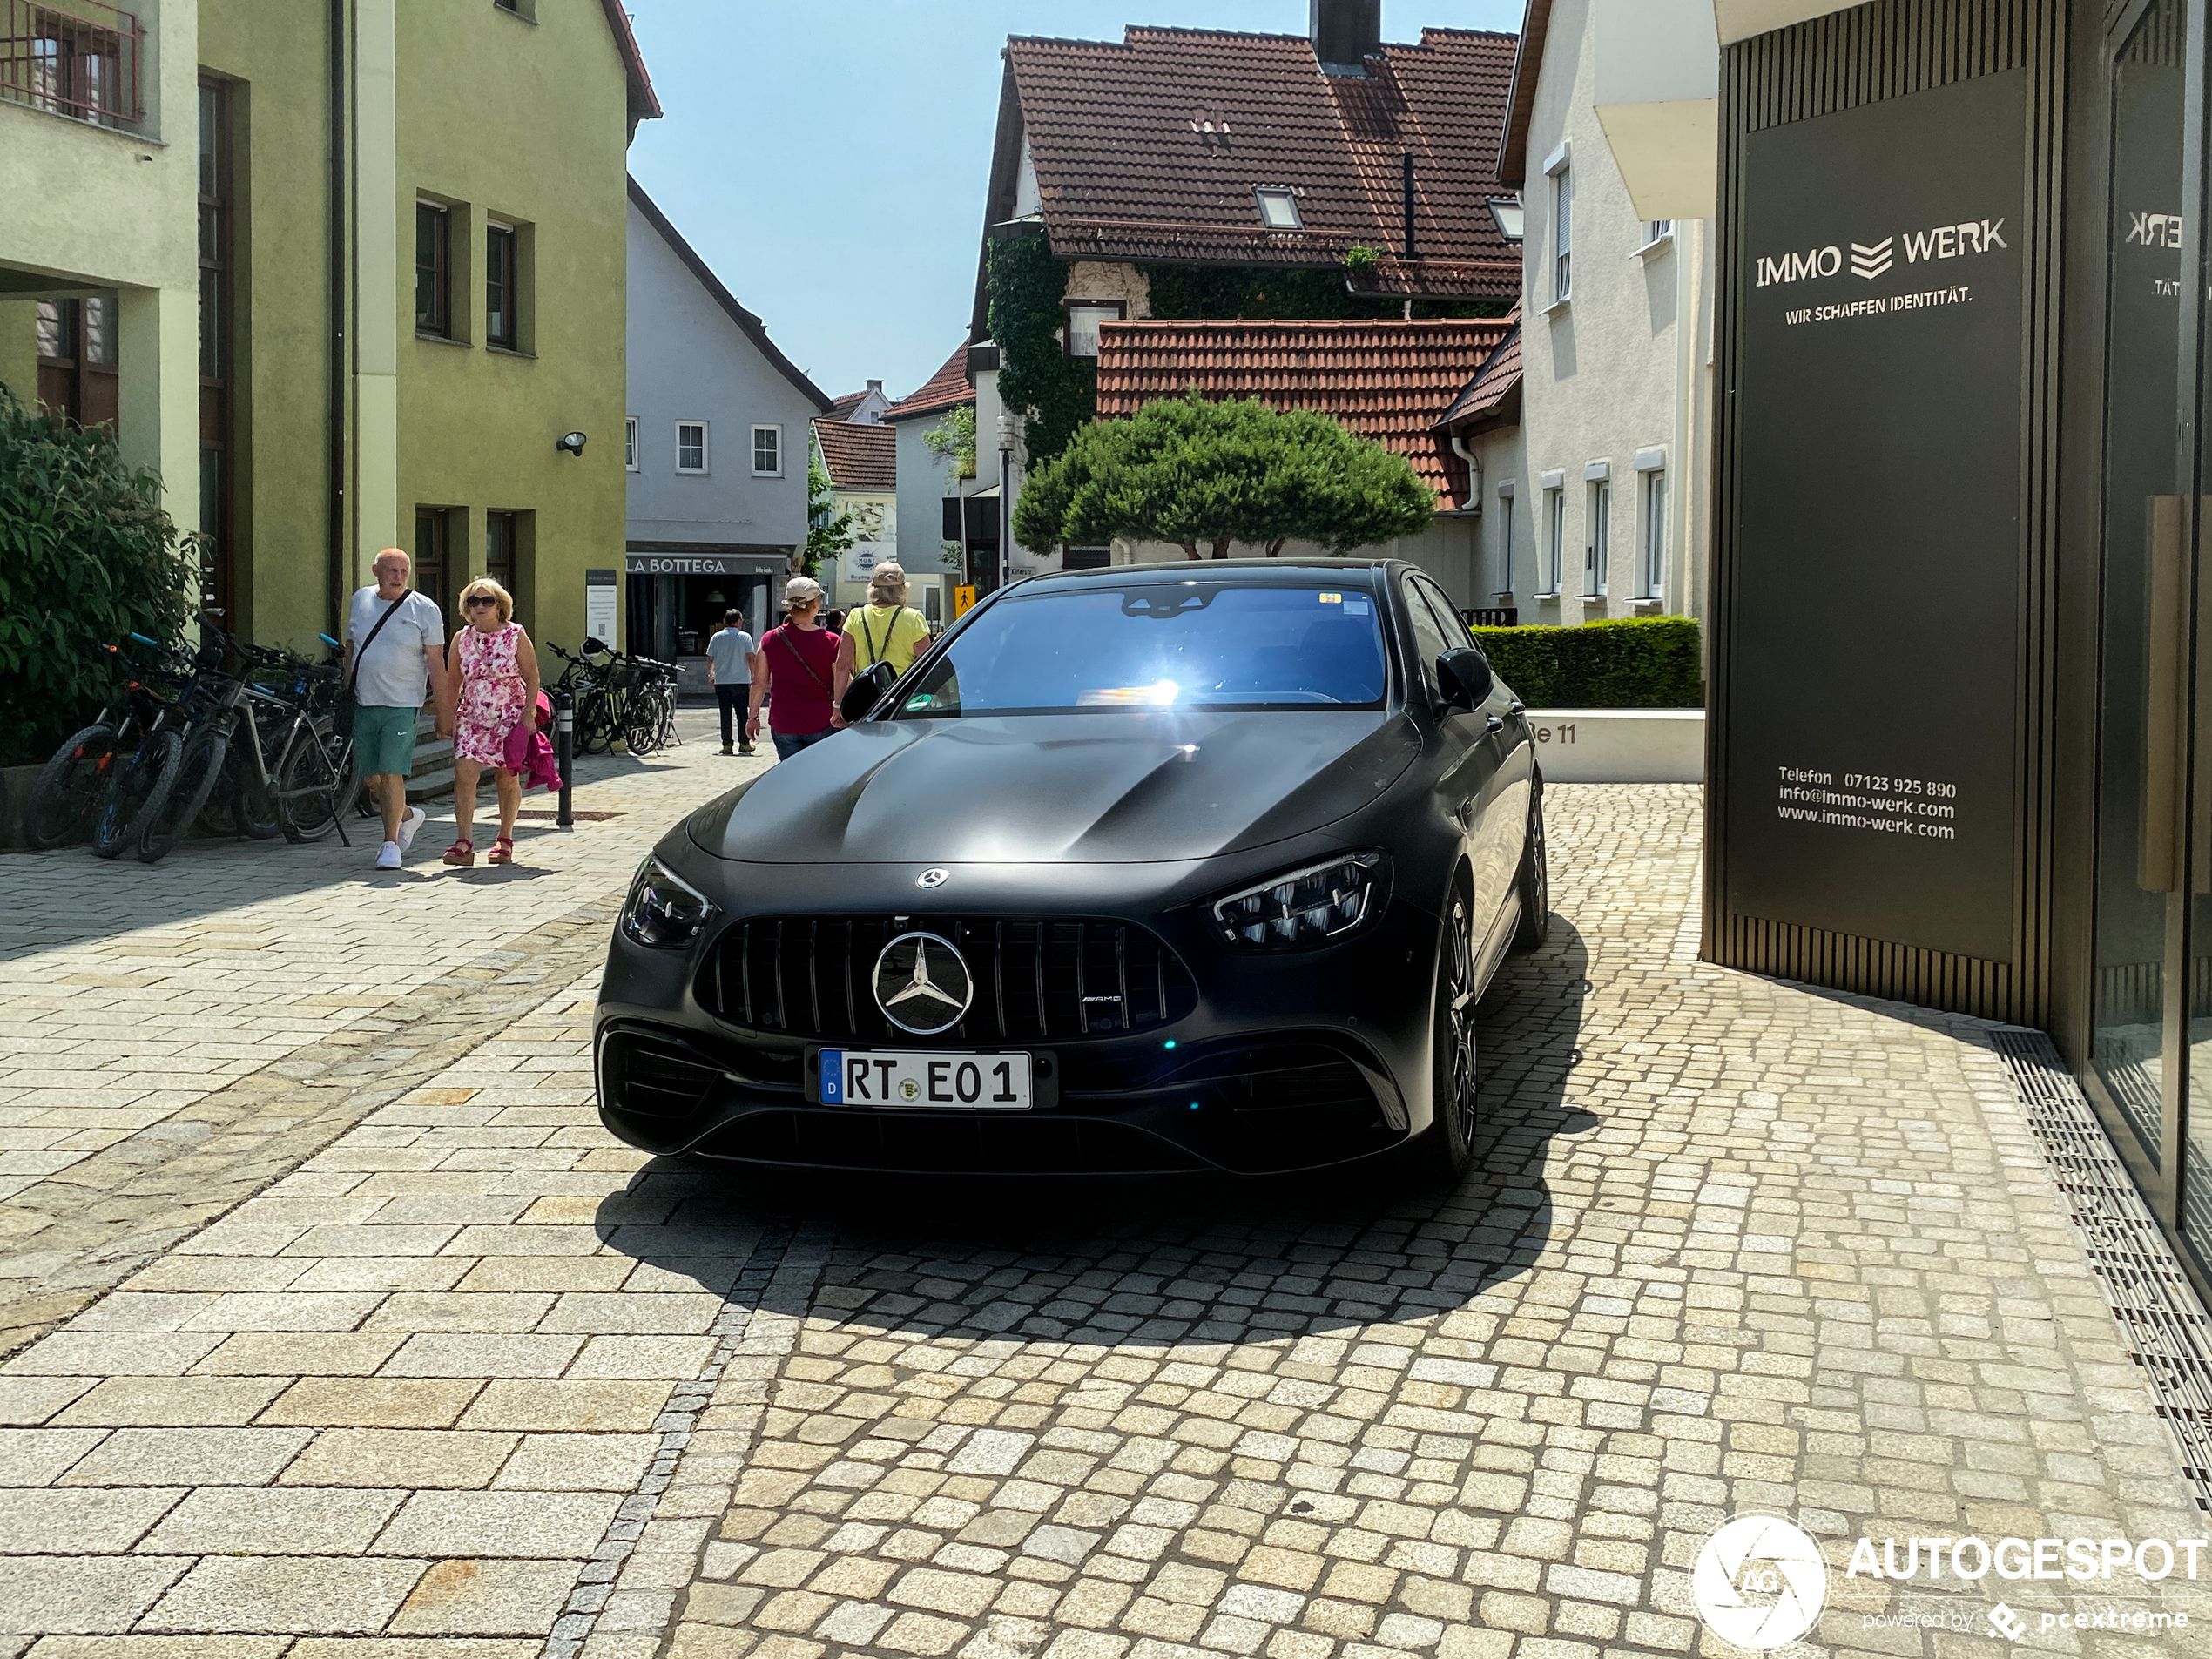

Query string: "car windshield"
[[893, 581, 1390, 718]]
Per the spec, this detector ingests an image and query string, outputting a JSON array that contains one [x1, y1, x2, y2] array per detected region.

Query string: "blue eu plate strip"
[[819, 1050, 845, 1104]]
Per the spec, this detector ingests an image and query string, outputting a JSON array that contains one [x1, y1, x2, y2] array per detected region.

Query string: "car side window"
[[1411, 577, 1474, 651], [1399, 577, 1456, 704]]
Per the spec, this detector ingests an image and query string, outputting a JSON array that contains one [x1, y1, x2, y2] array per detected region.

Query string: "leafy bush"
[[0, 388, 196, 766], [1014, 394, 1434, 558], [1469, 616, 1703, 709]]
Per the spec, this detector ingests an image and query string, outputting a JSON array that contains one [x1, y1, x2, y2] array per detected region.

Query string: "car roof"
[[1022, 558, 1399, 592]]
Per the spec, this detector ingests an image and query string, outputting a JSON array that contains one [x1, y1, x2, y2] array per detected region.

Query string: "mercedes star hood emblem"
[[873, 932, 974, 1035], [917, 868, 949, 888]]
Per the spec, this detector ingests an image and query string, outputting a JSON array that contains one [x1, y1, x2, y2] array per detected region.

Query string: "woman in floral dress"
[[440, 577, 541, 867]]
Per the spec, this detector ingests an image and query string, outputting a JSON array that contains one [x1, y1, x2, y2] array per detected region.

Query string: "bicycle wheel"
[[226, 737, 282, 840], [624, 698, 664, 757], [26, 723, 119, 850], [91, 730, 179, 860], [277, 725, 348, 842], [138, 732, 227, 864]]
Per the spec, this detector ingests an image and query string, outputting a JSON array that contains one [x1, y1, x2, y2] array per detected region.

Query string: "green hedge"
[[1468, 616, 1703, 709]]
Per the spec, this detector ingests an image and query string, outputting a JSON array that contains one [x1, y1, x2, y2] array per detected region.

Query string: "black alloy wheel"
[[1409, 881, 1479, 1184], [1512, 783, 1551, 952], [91, 730, 179, 860], [26, 723, 118, 850]]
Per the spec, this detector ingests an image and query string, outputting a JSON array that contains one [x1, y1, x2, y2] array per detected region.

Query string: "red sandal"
[[442, 839, 475, 867], [488, 836, 515, 865]]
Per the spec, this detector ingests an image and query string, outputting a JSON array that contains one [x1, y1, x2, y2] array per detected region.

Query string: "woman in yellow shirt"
[[832, 562, 933, 723]]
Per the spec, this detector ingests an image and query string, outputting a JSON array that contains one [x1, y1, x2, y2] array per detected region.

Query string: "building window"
[[9, 6, 140, 128], [1064, 300, 1124, 360], [1543, 487, 1565, 595], [414, 507, 452, 615], [1641, 469, 1666, 597], [624, 417, 639, 471], [677, 421, 709, 474], [486, 510, 518, 606], [485, 221, 518, 349], [1255, 187, 1303, 230], [751, 424, 781, 476], [1550, 165, 1573, 303], [1585, 479, 1610, 597], [1497, 486, 1514, 596], [1062, 545, 1112, 570], [36, 296, 118, 429], [1642, 219, 1674, 246], [415, 202, 452, 337]]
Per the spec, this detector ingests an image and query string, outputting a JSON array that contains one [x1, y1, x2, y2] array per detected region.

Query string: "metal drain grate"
[[1990, 1027, 2212, 1509]]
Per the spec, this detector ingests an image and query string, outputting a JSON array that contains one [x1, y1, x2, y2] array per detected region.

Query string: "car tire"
[[1407, 879, 1478, 1184], [1511, 779, 1551, 952]]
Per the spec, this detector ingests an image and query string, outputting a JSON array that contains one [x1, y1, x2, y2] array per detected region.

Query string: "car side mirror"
[[841, 661, 896, 725], [1436, 648, 1494, 711]]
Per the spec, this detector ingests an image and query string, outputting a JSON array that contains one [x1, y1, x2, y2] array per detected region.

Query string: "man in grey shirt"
[[706, 609, 756, 756], [345, 548, 452, 869]]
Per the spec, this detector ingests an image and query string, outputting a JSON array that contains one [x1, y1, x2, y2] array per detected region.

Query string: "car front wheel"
[[1407, 881, 1478, 1184], [1512, 782, 1550, 952]]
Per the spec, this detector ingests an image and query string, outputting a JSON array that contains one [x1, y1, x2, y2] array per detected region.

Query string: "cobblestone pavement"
[[0, 711, 750, 1351], [3, 780, 2208, 1659]]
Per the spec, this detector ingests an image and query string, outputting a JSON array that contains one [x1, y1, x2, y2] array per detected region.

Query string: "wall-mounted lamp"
[[556, 431, 588, 457]]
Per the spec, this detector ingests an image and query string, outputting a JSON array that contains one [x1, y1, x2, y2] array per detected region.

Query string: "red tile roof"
[[597, 0, 663, 125], [883, 346, 976, 424], [1092, 317, 1515, 511], [1002, 26, 1521, 300], [1434, 312, 1522, 431], [825, 392, 869, 421], [813, 420, 896, 492]]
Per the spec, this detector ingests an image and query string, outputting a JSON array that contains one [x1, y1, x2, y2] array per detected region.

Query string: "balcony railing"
[[1464, 607, 1519, 629], [0, 0, 142, 131]]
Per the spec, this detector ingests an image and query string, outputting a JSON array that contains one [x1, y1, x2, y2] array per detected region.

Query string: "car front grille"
[[698, 916, 1198, 1044]]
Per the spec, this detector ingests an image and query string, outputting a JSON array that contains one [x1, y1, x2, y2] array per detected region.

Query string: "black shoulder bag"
[[337, 595, 408, 740]]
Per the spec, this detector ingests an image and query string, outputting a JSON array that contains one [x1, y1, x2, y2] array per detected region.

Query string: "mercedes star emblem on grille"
[[916, 868, 949, 889], [873, 932, 974, 1035]]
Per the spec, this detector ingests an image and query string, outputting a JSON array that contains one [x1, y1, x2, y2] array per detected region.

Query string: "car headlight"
[[621, 856, 718, 949], [1209, 853, 1388, 950]]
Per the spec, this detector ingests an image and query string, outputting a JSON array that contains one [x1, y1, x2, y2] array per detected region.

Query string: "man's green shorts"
[[354, 705, 421, 779]]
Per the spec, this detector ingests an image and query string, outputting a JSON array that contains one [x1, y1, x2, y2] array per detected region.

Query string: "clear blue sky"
[[624, 1, 1525, 403]]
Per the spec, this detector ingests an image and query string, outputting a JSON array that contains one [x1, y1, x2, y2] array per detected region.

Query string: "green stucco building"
[[0, 0, 657, 654]]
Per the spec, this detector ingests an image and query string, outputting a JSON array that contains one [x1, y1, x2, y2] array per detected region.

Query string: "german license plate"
[[819, 1050, 1033, 1110]]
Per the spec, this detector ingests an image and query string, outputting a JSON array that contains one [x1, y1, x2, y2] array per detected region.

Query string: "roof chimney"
[[1311, 0, 1382, 77]]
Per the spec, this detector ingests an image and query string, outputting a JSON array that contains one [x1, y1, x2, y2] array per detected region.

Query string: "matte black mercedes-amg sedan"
[[596, 559, 1548, 1181]]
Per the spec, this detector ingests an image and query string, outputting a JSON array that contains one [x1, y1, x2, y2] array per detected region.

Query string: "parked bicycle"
[[545, 637, 680, 758], [24, 632, 192, 850]]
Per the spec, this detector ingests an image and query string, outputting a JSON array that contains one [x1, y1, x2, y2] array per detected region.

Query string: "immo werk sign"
[[1727, 69, 2026, 962]]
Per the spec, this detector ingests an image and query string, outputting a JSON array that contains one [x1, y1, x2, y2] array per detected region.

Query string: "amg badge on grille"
[[873, 932, 974, 1035]]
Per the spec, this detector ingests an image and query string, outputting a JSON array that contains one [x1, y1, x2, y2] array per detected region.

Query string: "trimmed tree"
[[1014, 394, 1436, 560], [0, 388, 197, 767]]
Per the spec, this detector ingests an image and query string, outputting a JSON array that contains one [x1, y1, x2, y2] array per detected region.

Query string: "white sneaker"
[[375, 840, 402, 871], [395, 806, 427, 854]]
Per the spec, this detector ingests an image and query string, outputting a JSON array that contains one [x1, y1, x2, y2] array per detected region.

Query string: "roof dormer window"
[[1255, 187, 1303, 230]]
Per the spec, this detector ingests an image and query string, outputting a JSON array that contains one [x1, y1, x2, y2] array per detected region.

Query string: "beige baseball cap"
[[783, 576, 825, 610]]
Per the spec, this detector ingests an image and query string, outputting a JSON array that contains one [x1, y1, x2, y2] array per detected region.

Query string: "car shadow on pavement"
[[594, 922, 1596, 1349]]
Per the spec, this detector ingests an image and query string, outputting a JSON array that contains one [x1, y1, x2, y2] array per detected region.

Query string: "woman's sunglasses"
[[464, 596, 498, 609]]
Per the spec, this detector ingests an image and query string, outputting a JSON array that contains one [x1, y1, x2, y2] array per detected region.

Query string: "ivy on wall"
[[987, 229, 1513, 467], [988, 230, 1096, 467]]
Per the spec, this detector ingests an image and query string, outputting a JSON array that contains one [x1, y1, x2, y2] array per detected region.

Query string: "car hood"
[[685, 711, 1420, 865]]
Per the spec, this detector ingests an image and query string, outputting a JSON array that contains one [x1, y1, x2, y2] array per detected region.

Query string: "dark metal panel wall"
[[1705, 0, 2070, 1025]]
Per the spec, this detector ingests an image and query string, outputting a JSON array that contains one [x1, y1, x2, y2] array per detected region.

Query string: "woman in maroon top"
[[747, 577, 841, 760]]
